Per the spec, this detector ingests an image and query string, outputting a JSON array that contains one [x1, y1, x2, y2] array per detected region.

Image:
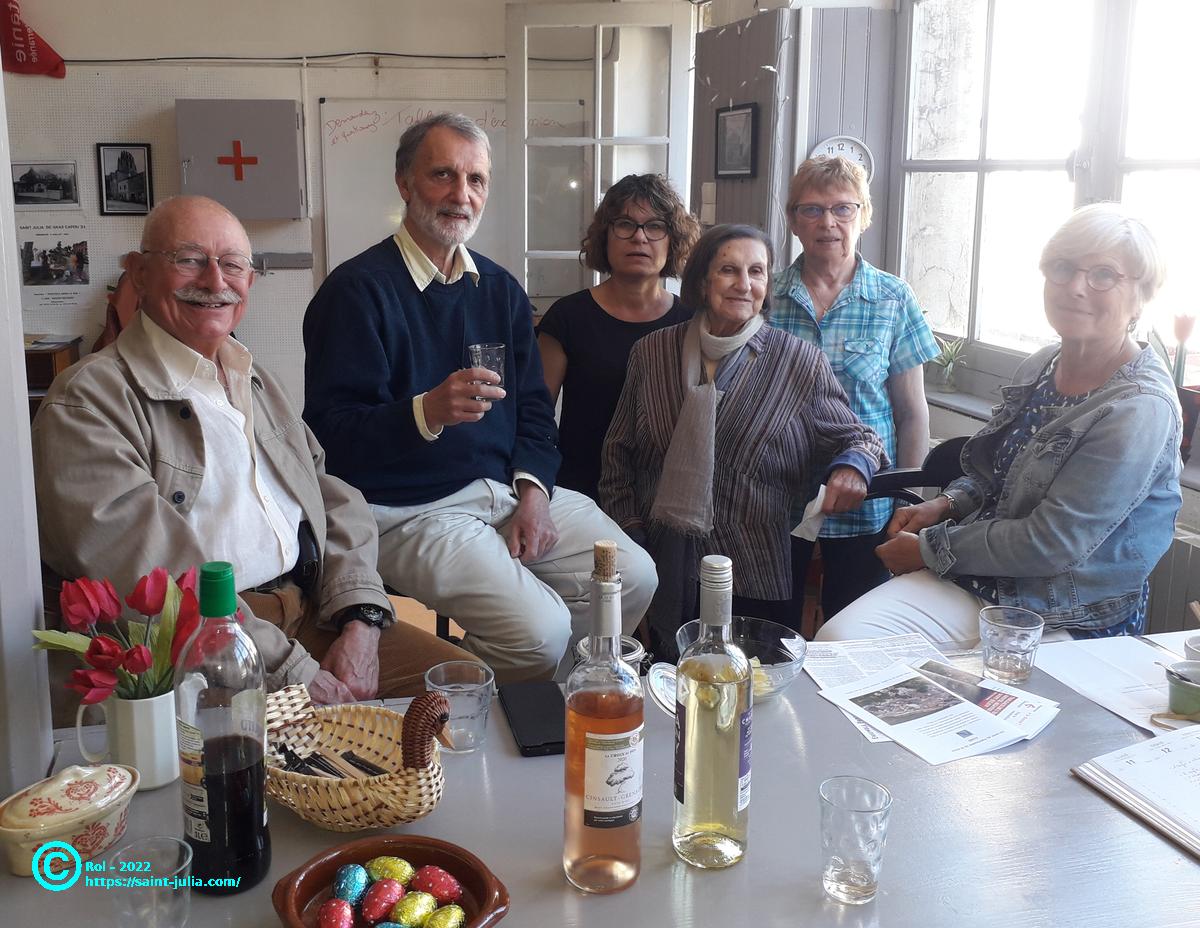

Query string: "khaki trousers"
[[241, 581, 478, 699]]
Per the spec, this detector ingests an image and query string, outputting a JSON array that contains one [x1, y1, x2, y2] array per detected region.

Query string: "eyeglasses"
[[142, 248, 254, 279], [1042, 258, 1133, 293], [611, 217, 669, 241], [788, 202, 861, 222]]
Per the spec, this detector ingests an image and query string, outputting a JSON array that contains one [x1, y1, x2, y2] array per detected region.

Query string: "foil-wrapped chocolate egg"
[[317, 898, 354, 928], [359, 878, 406, 923], [388, 890, 438, 927], [332, 863, 369, 906], [366, 855, 416, 885], [425, 904, 467, 928]]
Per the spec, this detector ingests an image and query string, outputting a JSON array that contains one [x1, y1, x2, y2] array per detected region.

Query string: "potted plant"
[[927, 334, 966, 393], [32, 567, 208, 790]]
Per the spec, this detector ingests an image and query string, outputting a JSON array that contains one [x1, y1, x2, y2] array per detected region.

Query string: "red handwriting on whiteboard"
[[325, 110, 384, 146]]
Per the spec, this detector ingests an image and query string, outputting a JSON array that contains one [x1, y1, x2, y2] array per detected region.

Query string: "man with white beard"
[[303, 113, 656, 684]]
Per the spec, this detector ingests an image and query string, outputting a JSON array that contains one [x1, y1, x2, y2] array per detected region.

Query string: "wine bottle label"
[[673, 701, 686, 805], [737, 708, 752, 812], [582, 725, 644, 828], [176, 718, 211, 843]]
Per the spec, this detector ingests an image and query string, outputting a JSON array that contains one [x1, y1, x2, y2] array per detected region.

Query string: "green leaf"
[[127, 622, 147, 646], [31, 629, 92, 654], [150, 576, 182, 683]]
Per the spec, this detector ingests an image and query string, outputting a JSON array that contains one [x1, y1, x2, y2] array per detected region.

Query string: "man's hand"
[[875, 531, 926, 575], [307, 669, 356, 705], [502, 482, 558, 564], [821, 465, 868, 514], [423, 368, 506, 431], [886, 496, 954, 537], [318, 620, 380, 701]]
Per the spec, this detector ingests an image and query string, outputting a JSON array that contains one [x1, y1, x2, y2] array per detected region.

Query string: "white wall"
[[709, 0, 895, 29]]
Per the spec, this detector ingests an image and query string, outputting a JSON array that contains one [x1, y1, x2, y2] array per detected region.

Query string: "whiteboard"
[[319, 98, 586, 274]]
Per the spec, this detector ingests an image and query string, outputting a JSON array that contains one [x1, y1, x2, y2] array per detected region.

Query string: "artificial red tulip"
[[170, 588, 200, 666], [125, 567, 168, 616], [176, 566, 197, 595], [91, 578, 123, 623], [122, 644, 153, 674], [60, 578, 101, 632], [83, 634, 124, 672], [66, 668, 118, 705]]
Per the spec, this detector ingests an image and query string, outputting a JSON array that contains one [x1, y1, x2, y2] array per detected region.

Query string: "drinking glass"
[[108, 835, 192, 927], [819, 776, 892, 905], [978, 605, 1045, 684], [424, 660, 495, 753]]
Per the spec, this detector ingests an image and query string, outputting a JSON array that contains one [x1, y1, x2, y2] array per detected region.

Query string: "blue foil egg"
[[332, 863, 369, 906]]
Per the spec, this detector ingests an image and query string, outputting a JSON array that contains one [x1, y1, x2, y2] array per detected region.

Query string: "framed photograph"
[[715, 103, 758, 179], [96, 143, 153, 215], [11, 160, 80, 211]]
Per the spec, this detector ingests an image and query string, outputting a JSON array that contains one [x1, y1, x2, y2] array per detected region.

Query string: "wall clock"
[[809, 135, 874, 181]]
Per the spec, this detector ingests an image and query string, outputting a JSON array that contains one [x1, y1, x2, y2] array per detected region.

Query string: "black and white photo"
[[11, 160, 80, 211], [96, 143, 153, 215], [715, 103, 758, 179]]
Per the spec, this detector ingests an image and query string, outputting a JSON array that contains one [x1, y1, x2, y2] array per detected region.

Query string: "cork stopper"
[[592, 539, 619, 582]]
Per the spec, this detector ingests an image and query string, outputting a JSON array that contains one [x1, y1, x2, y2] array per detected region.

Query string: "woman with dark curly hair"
[[538, 174, 701, 501]]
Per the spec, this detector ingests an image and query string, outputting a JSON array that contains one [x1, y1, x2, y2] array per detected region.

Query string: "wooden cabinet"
[[26, 337, 82, 418]]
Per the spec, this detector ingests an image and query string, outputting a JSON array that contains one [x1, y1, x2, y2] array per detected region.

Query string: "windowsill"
[[927, 387, 1200, 492]]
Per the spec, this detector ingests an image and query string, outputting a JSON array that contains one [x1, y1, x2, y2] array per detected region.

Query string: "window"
[[894, 0, 1200, 380]]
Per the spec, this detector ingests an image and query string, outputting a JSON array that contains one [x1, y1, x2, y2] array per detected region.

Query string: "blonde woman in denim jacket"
[[817, 204, 1182, 646]]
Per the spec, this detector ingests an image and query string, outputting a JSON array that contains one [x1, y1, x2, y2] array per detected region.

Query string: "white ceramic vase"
[[75, 691, 180, 790]]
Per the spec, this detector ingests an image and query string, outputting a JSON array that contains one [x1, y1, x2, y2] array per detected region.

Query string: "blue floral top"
[[954, 357, 1148, 639]]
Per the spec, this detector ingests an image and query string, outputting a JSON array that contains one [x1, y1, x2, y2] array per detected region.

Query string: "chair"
[[865, 434, 969, 506], [383, 585, 455, 641]]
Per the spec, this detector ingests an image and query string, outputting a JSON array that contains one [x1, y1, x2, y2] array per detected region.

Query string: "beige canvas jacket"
[[32, 317, 391, 691]]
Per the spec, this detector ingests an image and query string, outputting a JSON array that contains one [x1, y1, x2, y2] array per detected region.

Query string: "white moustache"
[[174, 285, 241, 306]]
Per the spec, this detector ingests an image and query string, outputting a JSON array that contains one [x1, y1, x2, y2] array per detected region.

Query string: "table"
[[3, 665, 1197, 928]]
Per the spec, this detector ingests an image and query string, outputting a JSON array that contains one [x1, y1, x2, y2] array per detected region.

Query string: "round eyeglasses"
[[142, 248, 253, 279], [1042, 258, 1133, 293], [611, 217, 669, 241], [789, 202, 861, 222]]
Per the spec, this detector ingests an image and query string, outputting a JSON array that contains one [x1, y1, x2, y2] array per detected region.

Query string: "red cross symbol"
[[216, 140, 259, 181]]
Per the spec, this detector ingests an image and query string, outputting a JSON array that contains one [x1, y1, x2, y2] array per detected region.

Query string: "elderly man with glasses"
[[33, 195, 473, 710]]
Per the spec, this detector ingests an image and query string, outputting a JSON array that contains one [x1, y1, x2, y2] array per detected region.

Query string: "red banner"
[[1, 2, 66, 79]]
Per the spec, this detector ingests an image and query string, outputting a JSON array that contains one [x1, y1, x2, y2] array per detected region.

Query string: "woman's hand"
[[875, 531, 926, 575], [886, 496, 954, 537], [822, 466, 868, 514]]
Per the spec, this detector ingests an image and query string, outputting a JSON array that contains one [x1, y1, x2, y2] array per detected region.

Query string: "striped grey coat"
[[600, 321, 886, 601]]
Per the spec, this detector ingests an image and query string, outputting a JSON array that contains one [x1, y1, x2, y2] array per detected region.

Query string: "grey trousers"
[[372, 479, 658, 684]]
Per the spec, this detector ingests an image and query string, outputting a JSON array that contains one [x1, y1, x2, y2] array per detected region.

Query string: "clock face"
[[809, 136, 874, 181]]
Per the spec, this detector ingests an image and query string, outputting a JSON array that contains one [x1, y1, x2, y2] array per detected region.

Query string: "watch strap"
[[334, 603, 388, 633]]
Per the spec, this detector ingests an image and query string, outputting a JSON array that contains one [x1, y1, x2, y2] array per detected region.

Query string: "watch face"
[[810, 135, 874, 181]]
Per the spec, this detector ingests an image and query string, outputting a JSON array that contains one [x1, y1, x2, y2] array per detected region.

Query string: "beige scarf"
[[650, 312, 764, 534]]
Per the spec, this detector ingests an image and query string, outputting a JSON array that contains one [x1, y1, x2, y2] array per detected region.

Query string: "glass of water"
[[819, 776, 892, 905], [979, 605, 1045, 685], [109, 835, 192, 927], [424, 660, 495, 753]]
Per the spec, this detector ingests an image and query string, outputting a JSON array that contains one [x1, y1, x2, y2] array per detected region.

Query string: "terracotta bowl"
[[272, 834, 509, 927]]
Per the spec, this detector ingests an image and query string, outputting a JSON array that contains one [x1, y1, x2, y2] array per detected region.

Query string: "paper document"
[[805, 634, 947, 742], [790, 485, 827, 540], [911, 659, 1060, 740], [1072, 724, 1200, 858], [819, 663, 1028, 765], [1036, 631, 1194, 734]]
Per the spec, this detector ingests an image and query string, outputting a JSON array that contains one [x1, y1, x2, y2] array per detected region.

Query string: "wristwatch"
[[333, 603, 388, 633]]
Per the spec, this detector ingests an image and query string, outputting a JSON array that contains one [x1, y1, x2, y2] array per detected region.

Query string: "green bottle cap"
[[198, 561, 238, 618]]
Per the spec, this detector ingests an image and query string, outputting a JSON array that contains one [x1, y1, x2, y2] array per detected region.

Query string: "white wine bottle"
[[672, 554, 752, 869], [563, 540, 644, 893]]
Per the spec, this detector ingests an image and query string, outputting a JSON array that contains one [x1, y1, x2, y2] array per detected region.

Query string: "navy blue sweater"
[[302, 238, 560, 506]]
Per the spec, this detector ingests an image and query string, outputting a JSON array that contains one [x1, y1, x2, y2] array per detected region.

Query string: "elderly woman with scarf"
[[599, 224, 886, 658]]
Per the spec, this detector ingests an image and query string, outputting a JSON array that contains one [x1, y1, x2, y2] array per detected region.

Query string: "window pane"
[[528, 146, 594, 251], [528, 258, 588, 313], [528, 27, 595, 139], [901, 172, 976, 337], [1121, 169, 1200, 350], [600, 144, 668, 195], [976, 171, 1074, 351], [909, 0, 987, 160], [986, 0, 1091, 159], [1125, 1, 1200, 159], [601, 26, 670, 137]]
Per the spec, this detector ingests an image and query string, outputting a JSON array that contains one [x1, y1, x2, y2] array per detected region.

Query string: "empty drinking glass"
[[978, 606, 1045, 685], [424, 660, 495, 753], [108, 835, 192, 927], [819, 776, 892, 905]]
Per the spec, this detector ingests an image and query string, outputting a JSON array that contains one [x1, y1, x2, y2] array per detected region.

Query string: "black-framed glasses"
[[611, 217, 669, 241], [788, 202, 861, 222], [142, 248, 253, 279], [1042, 258, 1133, 293]]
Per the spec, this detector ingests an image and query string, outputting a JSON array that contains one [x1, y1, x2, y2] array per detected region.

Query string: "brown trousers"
[[240, 582, 478, 699]]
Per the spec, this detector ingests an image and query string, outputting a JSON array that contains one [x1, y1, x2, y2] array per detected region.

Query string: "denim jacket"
[[919, 344, 1182, 631]]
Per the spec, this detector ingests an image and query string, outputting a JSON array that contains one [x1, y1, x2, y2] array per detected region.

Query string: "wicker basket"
[[265, 686, 449, 832]]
